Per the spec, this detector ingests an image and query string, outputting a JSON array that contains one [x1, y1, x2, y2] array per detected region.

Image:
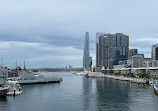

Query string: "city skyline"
[[0, 0, 158, 67]]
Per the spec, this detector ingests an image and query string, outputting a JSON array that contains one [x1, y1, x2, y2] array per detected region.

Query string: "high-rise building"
[[129, 49, 138, 57], [152, 44, 158, 60], [96, 32, 104, 67], [96, 33, 129, 69], [83, 32, 92, 70]]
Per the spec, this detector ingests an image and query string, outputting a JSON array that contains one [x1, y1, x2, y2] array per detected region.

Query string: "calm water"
[[0, 72, 158, 111]]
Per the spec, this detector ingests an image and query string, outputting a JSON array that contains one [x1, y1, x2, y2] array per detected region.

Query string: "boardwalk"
[[88, 72, 148, 84]]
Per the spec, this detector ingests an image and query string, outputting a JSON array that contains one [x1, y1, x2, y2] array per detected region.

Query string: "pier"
[[87, 72, 148, 84]]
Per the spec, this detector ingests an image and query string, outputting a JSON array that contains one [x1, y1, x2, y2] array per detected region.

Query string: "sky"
[[0, 0, 158, 68]]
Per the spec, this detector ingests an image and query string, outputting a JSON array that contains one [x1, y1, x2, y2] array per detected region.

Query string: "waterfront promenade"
[[87, 72, 148, 84]]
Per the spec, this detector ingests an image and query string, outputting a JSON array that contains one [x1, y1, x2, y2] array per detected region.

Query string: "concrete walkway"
[[88, 72, 148, 84]]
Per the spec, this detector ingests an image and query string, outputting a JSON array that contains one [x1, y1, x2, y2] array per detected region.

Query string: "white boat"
[[74, 71, 91, 75], [0, 86, 9, 96], [7, 90, 23, 96], [7, 79, 23, 96], [154, 85, 158, 95]]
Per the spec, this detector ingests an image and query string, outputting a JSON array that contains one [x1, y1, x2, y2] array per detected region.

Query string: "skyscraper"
[[96, 33, 129, 69], [96, 32, 103, 67], [152, 44, 158, 60], [83, 32, 92, 70], [129, 49, 138, 57]]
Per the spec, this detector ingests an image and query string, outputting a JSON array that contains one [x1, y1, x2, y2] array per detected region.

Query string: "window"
[[123, 47, 126, 56]]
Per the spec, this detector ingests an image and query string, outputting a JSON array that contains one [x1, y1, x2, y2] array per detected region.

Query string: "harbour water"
[[0, 71, 158, 111]]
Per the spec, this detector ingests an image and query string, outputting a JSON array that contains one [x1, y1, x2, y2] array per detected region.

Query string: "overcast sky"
[[0, 0, 158, 68]]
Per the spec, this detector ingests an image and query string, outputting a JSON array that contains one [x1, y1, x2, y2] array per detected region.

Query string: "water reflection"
[[0, 96, 9, 111], [95, 78, 130, 111], [0, 96, 7, 101], [82, 76, 93, 111], [0, 72, 158, 111]]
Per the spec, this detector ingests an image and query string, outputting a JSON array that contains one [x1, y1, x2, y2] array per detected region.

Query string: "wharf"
[[87, 72, 148, 84]]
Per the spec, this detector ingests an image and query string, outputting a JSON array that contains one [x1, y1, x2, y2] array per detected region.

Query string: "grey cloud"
[[0, 41, 83, 67], [0, 0, 158, 67]]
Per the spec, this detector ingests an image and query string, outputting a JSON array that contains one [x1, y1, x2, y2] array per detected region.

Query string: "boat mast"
[[24, 60, 26, 71], [16, 60, 17, 68], [1, 57, 3, 67]]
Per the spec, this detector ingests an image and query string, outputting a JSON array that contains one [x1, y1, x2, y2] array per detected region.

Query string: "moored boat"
[[18, 71, 62, 84], [7, 79, 23, 96], [74, 71, 91, 75], [154, 85, 158, 95], [0, 86, 9, 96], [0, 66, 62, 85]]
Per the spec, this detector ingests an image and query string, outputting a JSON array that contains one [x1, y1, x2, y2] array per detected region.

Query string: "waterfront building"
[[130, 54, 158, 68], [151, 44, 158, 60], [113, 60, 131, 69], [96, 33, 129, 69], [102, 67, 158, 79], [130, 54, 144, 68], [132, 67, 158, 79], [142, 58, 158, 67], [96, 32, 102, 67], [129, 49, 138, 57], [83, 32, 92, 70]]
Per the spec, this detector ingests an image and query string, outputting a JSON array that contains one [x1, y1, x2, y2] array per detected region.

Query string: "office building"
[[96, 33, 129, 69], [152, 44, 158, 60], [96, 32, 104, 67], [83, 32, 92, 70], [129, 49, 138, 57]]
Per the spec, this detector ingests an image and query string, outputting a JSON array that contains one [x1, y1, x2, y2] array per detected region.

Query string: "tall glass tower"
[[83, 32, 92, 69]]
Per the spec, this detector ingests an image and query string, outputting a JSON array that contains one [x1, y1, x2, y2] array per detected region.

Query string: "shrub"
[[123, 73, 135, 77], [114, 72, 120, 75], [109, 70, 114, 74], [136, 73, 150, 78]]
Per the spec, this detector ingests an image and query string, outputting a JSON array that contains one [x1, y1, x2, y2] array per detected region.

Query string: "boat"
[[17, 70, 62, 84], [7, 79, 23, 96], [154, 85, 158, 95], [149, 80, 158, 85], [0, 86, 9, 96], [85, 73, 89, 77], [0, 66, 62, 85], [74, 71, 91, 75]]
